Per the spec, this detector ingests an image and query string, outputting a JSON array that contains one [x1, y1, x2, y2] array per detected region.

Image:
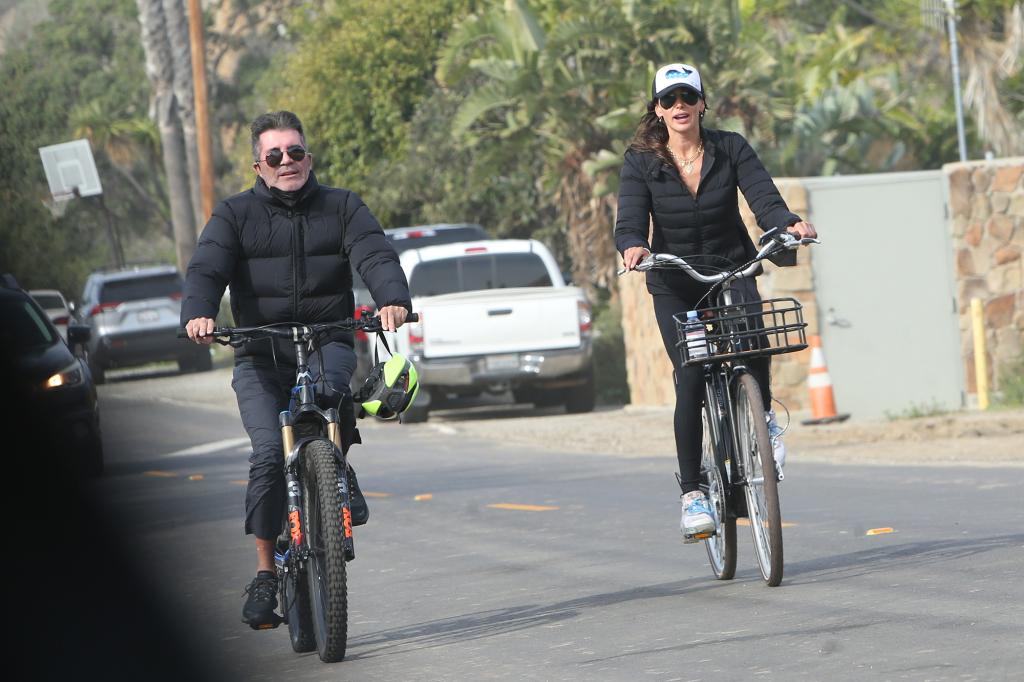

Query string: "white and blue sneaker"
[[680, 491, 716, 543], [766, 410, 786, 481]]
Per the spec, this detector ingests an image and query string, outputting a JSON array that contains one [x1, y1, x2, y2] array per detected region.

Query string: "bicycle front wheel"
[[734, 373, 783, 586], [701, 410, 736, 580], [302, 439, 349, 662]]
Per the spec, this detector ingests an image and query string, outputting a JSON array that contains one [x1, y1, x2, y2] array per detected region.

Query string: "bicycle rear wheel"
[[301, 439, 349, 661], [701, 410, 736, 580], [734, 373, 784, 586], [282, 561, 315, 653]]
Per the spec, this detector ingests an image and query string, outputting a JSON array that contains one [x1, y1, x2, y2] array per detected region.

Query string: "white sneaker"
[[680, 491, 715, 543], [766, 410, 786, 481]]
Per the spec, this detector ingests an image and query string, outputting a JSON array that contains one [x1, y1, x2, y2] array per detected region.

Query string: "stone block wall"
[[618, 181, 815, 408], [945, 158, 1024, 398]]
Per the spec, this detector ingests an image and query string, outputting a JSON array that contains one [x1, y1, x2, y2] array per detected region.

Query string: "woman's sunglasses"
[[260, 145, 307, 168], [658, 89, 701, 109]]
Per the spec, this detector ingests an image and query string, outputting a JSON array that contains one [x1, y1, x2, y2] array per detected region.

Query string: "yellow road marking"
[[414, 494, 433, 501], [188, 474, 204, 481], [737, 518, 797, 528], [363, 492, 391, 498], [230, 480, 248, 486], [487, 503, 560, 512], [866, 527, 895, 536], [144, 470, 176, 478]]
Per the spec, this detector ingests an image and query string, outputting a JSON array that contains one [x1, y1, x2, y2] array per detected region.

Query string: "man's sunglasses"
[[260, 145, 307, 168], [658, 89, 701, 109]]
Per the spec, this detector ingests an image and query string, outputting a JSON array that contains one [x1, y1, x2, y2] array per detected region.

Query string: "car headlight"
[[44, 362, 85, 389]]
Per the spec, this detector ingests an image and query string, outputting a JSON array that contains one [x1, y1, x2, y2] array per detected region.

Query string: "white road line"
[[163, 437, 251, 458]]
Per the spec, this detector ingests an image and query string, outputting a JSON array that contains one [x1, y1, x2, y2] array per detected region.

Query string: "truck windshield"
[[410, 253, 553, 297]]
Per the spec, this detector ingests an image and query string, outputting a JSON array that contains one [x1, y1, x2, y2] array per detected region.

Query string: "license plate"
[[137, 309, 159, 323], [485, 353, 519, 371]]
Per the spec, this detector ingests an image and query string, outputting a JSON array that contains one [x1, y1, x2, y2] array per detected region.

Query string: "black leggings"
[[652, 281, 771, 495]]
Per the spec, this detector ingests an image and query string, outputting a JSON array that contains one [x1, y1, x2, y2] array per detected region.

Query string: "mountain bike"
[[184, 314, 416, 661], [621, 229, 817, 586]]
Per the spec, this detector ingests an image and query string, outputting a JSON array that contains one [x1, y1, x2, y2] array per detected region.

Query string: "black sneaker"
[[348, 465, 369, 526], [242, 570, 280, 629]]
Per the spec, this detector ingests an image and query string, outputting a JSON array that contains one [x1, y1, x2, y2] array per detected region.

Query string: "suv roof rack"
[[92, 262, 178, 275]]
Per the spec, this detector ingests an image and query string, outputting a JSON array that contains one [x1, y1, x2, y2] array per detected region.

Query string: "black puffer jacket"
[[614, 128, 800, 295], [182, 173, 411, 360]]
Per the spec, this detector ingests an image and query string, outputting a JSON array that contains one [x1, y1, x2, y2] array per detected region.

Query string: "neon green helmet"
[[355, 353, 419, 420]]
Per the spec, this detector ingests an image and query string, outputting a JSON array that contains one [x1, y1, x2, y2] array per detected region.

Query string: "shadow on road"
[[785, 533, 1024, 583]]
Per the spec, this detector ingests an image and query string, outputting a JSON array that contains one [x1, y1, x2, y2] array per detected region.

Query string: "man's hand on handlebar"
[[787, 221, 817, 240], [621, 246, 651, 272], [185, 317, 216, 345], [376, 305, 408, 332]]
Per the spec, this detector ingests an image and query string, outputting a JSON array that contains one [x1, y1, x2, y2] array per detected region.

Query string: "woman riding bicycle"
[[615, 63, 817, 542]]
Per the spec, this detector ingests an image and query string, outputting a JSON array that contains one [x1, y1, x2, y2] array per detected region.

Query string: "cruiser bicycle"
[[622, 229, 817, 586], [183, 314, 416, 661]]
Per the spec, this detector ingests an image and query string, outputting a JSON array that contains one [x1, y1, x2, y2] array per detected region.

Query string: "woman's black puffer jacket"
[[181, 172, 411, 360], [614, 128, 800, 295]]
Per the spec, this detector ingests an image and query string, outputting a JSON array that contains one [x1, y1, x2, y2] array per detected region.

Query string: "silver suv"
[[77, 264, 211, 383]]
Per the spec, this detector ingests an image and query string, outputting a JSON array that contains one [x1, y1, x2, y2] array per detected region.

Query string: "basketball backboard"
[[38, 138, 103, 199]]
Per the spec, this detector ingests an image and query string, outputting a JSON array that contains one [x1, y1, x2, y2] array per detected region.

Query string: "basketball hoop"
[[42, 193, 73, 219]]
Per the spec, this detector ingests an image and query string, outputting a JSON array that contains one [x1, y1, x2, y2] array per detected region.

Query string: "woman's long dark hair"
[[628, 94, 709, 167]]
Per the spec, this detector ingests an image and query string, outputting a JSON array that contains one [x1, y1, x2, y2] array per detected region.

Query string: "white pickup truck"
[[386, 239, 595, 422]]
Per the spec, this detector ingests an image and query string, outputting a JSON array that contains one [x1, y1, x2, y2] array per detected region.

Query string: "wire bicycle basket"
[[675, 297, 807, 366]]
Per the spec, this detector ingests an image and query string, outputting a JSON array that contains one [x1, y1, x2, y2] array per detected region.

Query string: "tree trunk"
[[161, 0, 204, 231], [136, 0, 196, 272]]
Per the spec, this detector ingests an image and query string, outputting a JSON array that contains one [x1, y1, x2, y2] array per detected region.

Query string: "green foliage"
[[592, 297, 630, 406], [272, 0, 476, 215], [884, 400, 951, 421], [0, 0, 159, 296], [996, 351, 1024, 406]]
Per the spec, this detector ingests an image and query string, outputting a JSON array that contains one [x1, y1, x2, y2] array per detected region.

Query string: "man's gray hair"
[[250, 111, 306, 161]]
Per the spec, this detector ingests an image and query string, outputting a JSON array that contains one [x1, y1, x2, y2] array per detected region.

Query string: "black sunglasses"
[[260, 145, 307, 168], [658, 89, 701, 109]]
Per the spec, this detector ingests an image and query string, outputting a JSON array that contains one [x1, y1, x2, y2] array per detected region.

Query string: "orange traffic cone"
[[802, 335, 850, 425]]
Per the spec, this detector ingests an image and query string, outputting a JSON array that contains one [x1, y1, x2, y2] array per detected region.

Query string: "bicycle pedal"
[[683, 530, 715, 544]]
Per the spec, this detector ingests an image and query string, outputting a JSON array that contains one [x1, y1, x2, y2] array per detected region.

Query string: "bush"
[[592, 298, 630, 406], [996, 351, 1024, 406]]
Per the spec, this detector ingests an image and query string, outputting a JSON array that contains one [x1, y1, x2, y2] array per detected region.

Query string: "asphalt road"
[[26, 367, 1024, 681]]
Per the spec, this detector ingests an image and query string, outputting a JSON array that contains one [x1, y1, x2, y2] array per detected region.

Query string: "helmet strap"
[[373, 330, 394, 365]]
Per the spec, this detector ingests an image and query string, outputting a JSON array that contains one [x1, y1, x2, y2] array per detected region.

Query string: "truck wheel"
[[564, 368, 595, 414], [403, 403, 429, 423]]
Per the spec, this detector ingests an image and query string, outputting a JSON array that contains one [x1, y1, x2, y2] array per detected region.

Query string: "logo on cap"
[[664, 68, 692, 81]]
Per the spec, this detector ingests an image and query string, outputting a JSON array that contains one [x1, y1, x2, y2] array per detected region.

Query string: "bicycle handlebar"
[[616, 228, 819, 282], [176, 313, 419, 345]]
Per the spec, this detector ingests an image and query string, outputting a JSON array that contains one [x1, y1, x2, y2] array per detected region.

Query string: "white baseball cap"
[[651, 63, 703, 99]]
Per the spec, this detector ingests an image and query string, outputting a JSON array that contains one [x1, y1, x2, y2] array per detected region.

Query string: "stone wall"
[[945, 158, 1024, 399], [618, 181, 815, 408]]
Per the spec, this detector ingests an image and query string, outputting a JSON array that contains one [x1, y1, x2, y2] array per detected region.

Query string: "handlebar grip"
[[176, 328, 188, 338], [407, 312, 419, 323]]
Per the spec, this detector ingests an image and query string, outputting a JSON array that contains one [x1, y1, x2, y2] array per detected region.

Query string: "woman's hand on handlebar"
[[185, 317, 216, 345], [787, 221, 817, 240], [376, 305, 408, 332], [621, 246, 651, 272]]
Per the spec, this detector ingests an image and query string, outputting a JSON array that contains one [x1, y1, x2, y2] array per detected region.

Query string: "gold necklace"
[[668, 144, 703, 175]]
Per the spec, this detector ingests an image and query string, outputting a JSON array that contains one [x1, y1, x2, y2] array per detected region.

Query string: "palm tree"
[[135, 0, 196, 271]]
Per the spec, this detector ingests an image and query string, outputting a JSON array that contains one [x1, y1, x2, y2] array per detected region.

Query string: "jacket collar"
[[254, 171, 320, 209], [647, 128, 719, 180]]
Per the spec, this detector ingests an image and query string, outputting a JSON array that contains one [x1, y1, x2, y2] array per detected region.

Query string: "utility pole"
[[944, 0, 968, 162], [187, 0, 216, 224]]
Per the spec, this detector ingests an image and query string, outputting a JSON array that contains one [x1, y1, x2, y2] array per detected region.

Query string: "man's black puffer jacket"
[[614, 127, 800, 296], [181, 172, 411, 361]]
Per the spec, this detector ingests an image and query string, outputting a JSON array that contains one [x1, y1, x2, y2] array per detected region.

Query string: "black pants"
[[652, 279, 771, 495], [232, 342, 356, 540]]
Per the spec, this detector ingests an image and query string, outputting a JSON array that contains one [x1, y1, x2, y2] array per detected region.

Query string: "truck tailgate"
[[418, 288, 581, 359]]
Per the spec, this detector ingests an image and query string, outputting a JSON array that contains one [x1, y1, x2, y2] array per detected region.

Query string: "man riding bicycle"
[[181, 111, 412, 628]]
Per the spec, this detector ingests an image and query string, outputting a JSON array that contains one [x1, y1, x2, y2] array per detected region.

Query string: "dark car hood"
[[8, 340, 76, 387]]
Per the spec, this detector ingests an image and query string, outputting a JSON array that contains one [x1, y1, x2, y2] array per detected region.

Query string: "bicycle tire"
[[301, 439, 349, 662], [701, 410, 736, 580], [734, 372, 784, 586], [283, 562, 316, 652]]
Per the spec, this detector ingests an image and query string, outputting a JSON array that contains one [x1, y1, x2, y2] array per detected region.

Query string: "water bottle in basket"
[[684, 310, 709, 361]]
